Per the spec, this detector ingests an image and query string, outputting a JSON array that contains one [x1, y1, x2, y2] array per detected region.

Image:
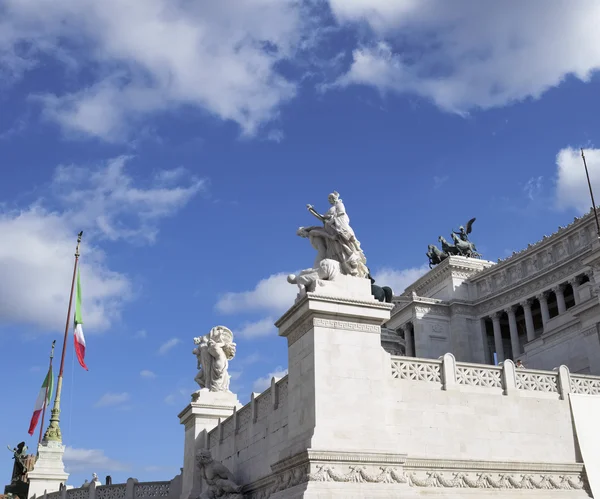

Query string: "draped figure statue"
[[297, 191, 368, 278], [193, 326, 237, 392]]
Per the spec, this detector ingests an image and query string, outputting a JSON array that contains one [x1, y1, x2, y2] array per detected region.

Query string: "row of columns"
[[487, 277, 583, 363]]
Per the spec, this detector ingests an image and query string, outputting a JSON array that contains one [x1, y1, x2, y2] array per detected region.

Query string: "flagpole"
[[581, 148, 600, 240], [42, 231, 83, 444], [38, 340, 56, 445]]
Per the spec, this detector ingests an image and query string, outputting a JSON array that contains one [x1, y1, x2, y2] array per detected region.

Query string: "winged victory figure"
[[453, 217, 476, 243]]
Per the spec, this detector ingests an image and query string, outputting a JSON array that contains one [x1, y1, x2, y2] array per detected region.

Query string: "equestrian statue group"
[[426, 217, 481, 268]]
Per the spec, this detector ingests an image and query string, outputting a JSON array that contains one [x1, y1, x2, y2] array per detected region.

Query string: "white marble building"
[[387, 208, 600, 375]]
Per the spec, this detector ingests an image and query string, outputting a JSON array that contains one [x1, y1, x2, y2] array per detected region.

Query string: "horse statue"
[[367, 272, 393, 303], [426, 244, 448, 268], [451, 232, 481, 258], [438, 236, 460, 256]]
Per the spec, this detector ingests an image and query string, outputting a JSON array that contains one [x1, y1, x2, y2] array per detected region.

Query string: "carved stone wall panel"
[[277, 377, 288, 409], [313, 318, 380, 334], [283, 318, 314, 346], [570, 375, 600, 395], [96, 486, 126, 499], [237, 405, 252, 430], [134, 483, 170, 498], [515, 371, 559, 393], [391, 358, 442, 383], [255, 390, 271, 420], [245, 461, 587, 496]]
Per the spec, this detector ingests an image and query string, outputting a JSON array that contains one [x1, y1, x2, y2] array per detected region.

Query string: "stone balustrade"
[[390, 353, 600, 398], [43, 479, 171, 499]]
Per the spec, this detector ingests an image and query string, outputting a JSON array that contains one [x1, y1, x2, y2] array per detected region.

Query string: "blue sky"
[[3, 0, 600, 487]]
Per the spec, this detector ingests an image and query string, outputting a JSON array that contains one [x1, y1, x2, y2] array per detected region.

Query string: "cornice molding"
[[475, 259, 584, 315]]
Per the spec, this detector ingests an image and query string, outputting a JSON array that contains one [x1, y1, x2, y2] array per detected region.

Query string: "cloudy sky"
[[3, 0, 600, 486]]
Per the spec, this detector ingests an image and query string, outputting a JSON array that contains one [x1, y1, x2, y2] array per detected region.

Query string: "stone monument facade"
[[390, 209, 600, 376], [176, 194, 600, 498]]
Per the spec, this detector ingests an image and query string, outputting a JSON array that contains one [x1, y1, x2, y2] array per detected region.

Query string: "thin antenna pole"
[[38, 340, 56, 445], [581, 149, 600, 240], [42, 231, 83, 444]]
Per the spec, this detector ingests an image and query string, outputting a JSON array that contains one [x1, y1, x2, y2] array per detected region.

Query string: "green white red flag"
[[28, 366, 54, 435], [74, 269, 88, 370]]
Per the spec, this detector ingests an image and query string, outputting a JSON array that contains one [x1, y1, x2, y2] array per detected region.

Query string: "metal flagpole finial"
[[50, 340, 56, 359], [75, 231, 83, 257]]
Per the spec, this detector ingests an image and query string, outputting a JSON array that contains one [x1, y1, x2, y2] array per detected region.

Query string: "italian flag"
[[74, 269, 88, 370], [28, 366, 54, 435]]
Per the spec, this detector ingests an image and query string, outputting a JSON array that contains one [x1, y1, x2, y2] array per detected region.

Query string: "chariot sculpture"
[[426, 217, 481, 268]]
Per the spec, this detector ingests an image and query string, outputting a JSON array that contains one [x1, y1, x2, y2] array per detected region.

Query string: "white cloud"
[[158, 338, 181, 355], [524, 176, 544, 201], [0, 157, 201, 333], [229, 371, 243, 381], [52, 156, 205, 243], [0, 208, 131, 332], [64, 446, 129, 472], [332, 2, 600, 114], [236, 317, 276, 339], [0, 0, 307, 140], [556, 147, 600, 213], [140, 370, 156, 379], [94, 392, 131, 408], [134, 330, 148, 339], [216, 272, 297, 314], [372, 265, 429, 295], [266, 129, 285, 143], [252, 366, 288, 393]]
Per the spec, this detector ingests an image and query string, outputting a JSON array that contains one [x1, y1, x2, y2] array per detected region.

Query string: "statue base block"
[[179, 390, 241, 499], [27, 441, 69, 499]]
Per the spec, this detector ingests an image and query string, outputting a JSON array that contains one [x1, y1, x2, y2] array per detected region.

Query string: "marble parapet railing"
[[390, 353, 600, 397], [44, 479, 171, 499], [206, 375, 288, 449]]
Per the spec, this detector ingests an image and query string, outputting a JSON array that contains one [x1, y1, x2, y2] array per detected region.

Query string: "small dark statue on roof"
[[4, 442, 30, 499], [426, 218, 481, 268], [367, 270, 393, 303], [6, 443, 27, 484]]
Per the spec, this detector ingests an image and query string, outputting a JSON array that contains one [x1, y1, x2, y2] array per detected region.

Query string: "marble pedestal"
[[178, 390, 240, 499], [27, 441, 69, 499]]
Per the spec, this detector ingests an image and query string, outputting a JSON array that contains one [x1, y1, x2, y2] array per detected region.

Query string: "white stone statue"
[[193, 326, 236, 392], [297, 191, 368, 278], [196, 449, 244, 499], [287, 258, 340, 296]]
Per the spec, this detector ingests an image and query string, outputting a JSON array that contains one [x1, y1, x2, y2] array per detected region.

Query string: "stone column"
[[554, 284, 567, 314], [505, 306, 520, 359], [491, 312, 505, 364], [569, 278, 581, 305], [521, 299, 535, 342], [480, 318, 492, 365], [537, 292, 550, 330], [403, 323, 414, 357], [178, 391, 240, 499]]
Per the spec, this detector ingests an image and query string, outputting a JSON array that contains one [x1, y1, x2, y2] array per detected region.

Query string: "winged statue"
[[453, 217, 476, 243], [427, 217, 480, 267]]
